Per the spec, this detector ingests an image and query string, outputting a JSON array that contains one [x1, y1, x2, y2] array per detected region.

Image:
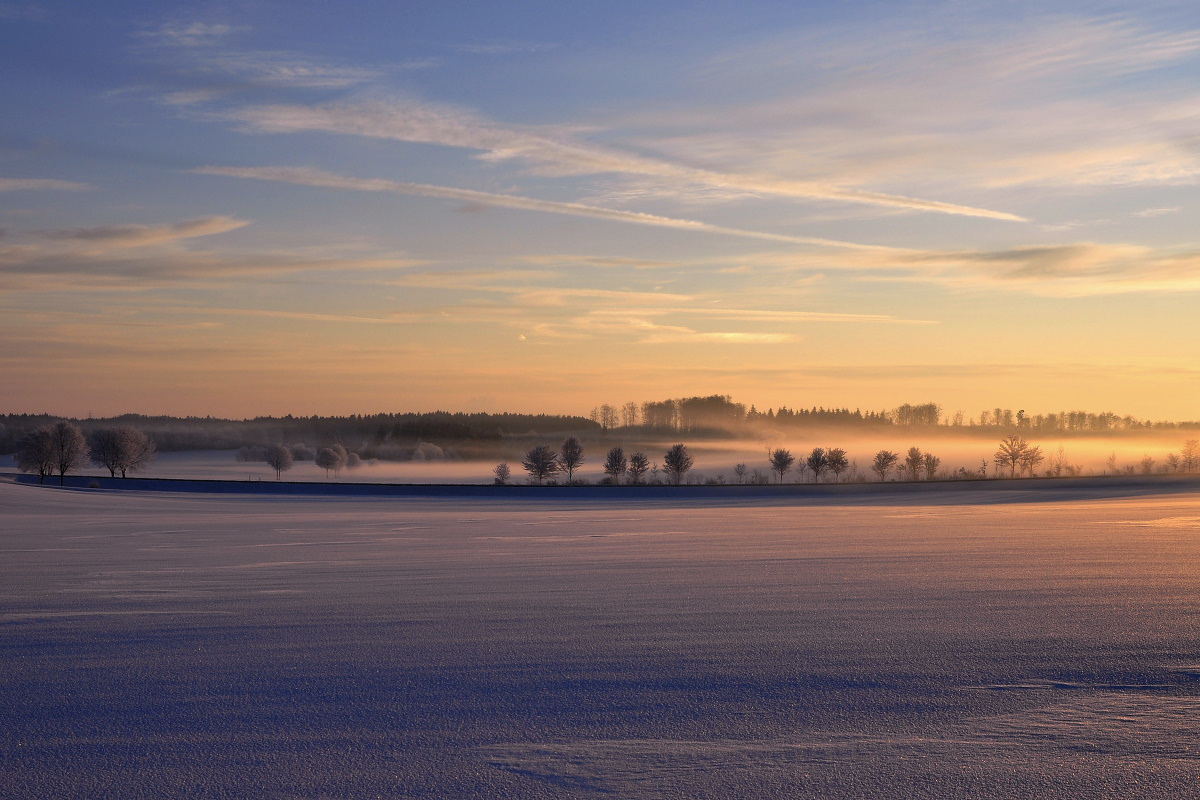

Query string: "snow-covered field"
[[3, 480, 1200, 798]]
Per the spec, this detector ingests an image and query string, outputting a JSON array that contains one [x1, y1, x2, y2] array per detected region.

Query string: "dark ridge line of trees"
[[4, 397, 1197, 458], [591, 396, 1200, 434], [0, 411, 598, 455]]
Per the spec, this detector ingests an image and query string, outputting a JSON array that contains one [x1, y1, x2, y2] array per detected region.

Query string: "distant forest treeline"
[[1, 396, 1196, 455]]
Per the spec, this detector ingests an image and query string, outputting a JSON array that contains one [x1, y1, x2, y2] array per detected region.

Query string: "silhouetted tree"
[[994, 434, 1028, 478], [1181, 439, 1200, 473], [15, 426, 55, 484], [603, 446, 627, 484], [871, 450, 899, 482], [806, 447, 827, 483], [90, 426, 156, 478], [663, 444, 693, 485], [903, 447, 924, 481], [733, 463, 748, 484], [522, 444, 559, 484], [493, 462, 511, 485], [621, 402, 638, 428], [264, 444, 293, 480], [46, 421, 88, 486], [345, 453, 362, 469], [1018, 445, 1044, 477], [559, 436, 585, 482], [922, 453, 940, 480], [769, 448, 795, 482], [627, 452, 650, 484], [826, 448, 849, 481]]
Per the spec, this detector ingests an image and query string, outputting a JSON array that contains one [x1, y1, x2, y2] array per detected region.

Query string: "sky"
[[3, 0, 1200, 420]]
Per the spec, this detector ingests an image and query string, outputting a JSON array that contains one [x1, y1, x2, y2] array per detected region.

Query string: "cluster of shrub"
[[14, 421, 155, 485]]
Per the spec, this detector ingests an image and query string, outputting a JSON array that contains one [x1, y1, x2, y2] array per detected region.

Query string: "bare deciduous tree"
[[904, 447, 924, 481], [922, 453, 940, 480], [769, 448, 795, 483], [46, 421, 88, 486], [871, 450, 899, 482], [621, 402, 639, 428], [603, 446, 627, 484], [600, 404, 618, 432], [265, 444, 293, 480], [315, 447, 340, 479], [733, 463, 748, 484], [994, 434, 1028, 478], [1140, 454, 1156, 475], [522, 444, 559, 484], [627, 452, 650, 484], [1018, 445, 1044, 477], [1181, 440, 1200, 473], [663, 444, 693, 485], [90, 426, 156, 478], [826, 448, 849, 481], [15, 426, 55, 484], [806, 447, 827, 483], [559, 436, 585, 483], [493, 462, 511, 485]]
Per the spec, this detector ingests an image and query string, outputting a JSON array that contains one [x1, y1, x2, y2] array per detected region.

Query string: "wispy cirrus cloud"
[[195, 165, 900, 250], [220, 99, 1024, 221], [0, 177, 91, 192], [38, 216, 248, 250]]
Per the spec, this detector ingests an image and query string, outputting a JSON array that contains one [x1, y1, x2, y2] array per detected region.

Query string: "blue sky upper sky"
[[3, 1, 1200, 418]]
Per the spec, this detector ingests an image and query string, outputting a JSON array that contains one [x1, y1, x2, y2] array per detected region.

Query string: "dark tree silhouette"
[[603, 446, 627, 484], [627, 452, 649, 484], [559, 436, 585, 483], [493, 462, 511, 485], [994, 434, 1028, 478], [825, 448, 849, 481], [15, 426, 55, 484], [663, 444, 693, 485], [1018, 445, 1044, 477], [265, 444, 293, 480], [806, 447, 827, 483], [522, 444, 559, 484], [48, 421, 88, 486], [733, 463, 748, 484], [904, 447, 924, 481], [922, 452, 940, 480], [871, 450, 899, 482], [769, 448, 795, 483]]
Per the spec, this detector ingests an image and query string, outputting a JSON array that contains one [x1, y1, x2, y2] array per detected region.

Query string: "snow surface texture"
[[3, 481, 1200, 798]]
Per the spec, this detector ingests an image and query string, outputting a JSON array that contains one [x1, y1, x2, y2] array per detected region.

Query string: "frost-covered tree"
[[493, 462, 511, 485], [264, 444, 293, 480], [15, 426, 55, 484], [90, 427, 156, 478], [47, 421, 88, 486]]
